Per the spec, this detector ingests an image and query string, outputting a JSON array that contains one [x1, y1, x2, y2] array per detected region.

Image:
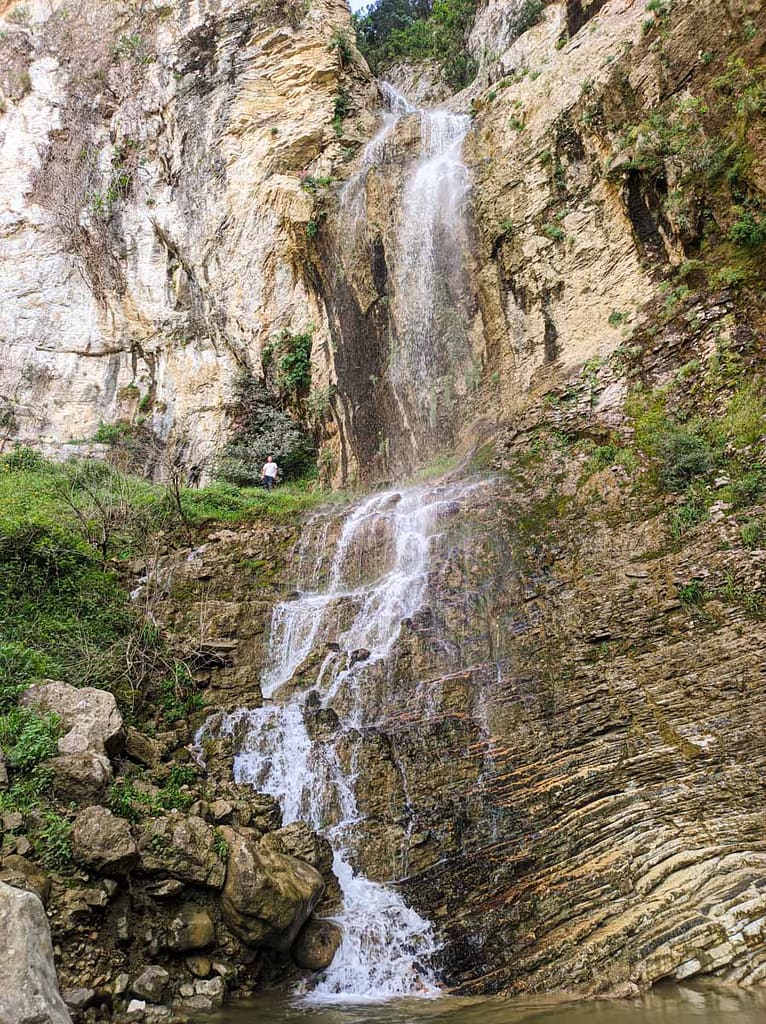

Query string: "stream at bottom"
[[201, 987, 766, 1024]]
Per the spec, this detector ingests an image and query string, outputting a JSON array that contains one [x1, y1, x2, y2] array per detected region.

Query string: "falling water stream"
[[340, 83, 476, 451], [198, 84, 481, 1004]]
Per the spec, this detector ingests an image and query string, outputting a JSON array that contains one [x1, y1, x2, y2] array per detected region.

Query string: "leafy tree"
[[354, 0, 478, 91], [217, 374, 316, 486]]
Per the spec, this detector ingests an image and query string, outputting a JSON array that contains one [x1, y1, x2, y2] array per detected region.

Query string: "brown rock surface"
[[72, 807, 138, 876], [137, 815, 226, 889]]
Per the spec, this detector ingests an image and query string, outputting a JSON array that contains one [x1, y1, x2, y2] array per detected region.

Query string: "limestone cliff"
[[0, 0, 373, 477]]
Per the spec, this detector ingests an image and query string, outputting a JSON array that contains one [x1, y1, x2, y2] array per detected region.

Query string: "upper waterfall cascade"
[[340, 83, 477, 457]]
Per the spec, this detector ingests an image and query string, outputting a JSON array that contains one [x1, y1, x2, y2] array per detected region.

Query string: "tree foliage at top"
[[353, 0, 478, 91]]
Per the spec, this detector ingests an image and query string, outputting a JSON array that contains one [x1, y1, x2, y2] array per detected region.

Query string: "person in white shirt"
[[261, 455, 278, 491]]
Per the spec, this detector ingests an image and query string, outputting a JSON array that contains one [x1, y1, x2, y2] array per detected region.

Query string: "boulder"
[[209, 799, 233, 824], [21, 682, 124, 757], [222, 832, 324, 950], [261, 822, 341, 912], [293, 917, 343, 971], [0, 854, 52, 904], [72, 806, 138, 875], [185, 956, 211, 977], [131, 966, 169, 1003], [137, 815, 226, 888], [61, 989, 95, 1012], [124, 727, 161, 767], [193, 976, 225, 1006], [166, 904, 215, 952], [49, 752, 113, 804], [0, 881, 72, 1024]]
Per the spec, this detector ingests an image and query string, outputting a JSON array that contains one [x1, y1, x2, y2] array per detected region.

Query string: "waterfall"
[[197, 82, 481, 1003], [391, 109, 472, 406]]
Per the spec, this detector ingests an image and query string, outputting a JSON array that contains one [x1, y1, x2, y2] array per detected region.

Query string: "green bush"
[[31, 812, 73, 869], [657, 427, 717, 490], [0, 643, 48, 712], [218, 374, 315, 486], [678, 579, 705, 605], [729, 207, 766, 248], [729, 466, 766, 509], [354, 0, 479, 91], [741, 520, 765, 549]]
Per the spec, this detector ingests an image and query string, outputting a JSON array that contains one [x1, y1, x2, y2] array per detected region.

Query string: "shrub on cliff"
[[217, 373, 316, 487]]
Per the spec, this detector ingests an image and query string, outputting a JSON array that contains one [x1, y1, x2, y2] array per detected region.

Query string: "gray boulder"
[[50, 752, 113, 804], [131, 965, 169, 1003], [0, 881, 73, 1024], [21, 681, 124, 757], [138, 815, 226, 889], [222, 832, 324, 950], [72, 806, 139, 875]]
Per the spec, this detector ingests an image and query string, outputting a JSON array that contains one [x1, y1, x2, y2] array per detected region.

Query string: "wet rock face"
[[0, 882, 72, 1024]]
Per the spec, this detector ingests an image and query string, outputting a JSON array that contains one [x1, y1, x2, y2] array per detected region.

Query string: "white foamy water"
[[197, 481, 484, 1001]]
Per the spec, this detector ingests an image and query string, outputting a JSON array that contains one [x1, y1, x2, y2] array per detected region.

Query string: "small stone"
[[185, 956, 211, 978], [166, 904, 215, 952], [209, 799, 233, 823], [212, 961, 236, 981], [114, 973, 130, 995], [350, 648, 370, 664], [62, 987, 95, 1010], [177, 994, 214, 1013], [131, 965, 169, 1003], [0, 753, 7, 790], [83, 888, 108, 908], [15, 837, 32, 857], [178, 983, 195, 998], [126, 998, 147, 1017], [194, 976, 225, 1006], [125, 727, 161, 767], [116, 907, 131, 943], [144, 879, 185, 899], [2, 811, 23, 832]]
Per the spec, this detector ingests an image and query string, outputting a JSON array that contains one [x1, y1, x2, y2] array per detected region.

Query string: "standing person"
[[261, 455, 278, 491]]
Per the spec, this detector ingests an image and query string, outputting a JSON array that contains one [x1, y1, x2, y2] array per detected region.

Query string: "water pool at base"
[[204, 987, 766, 1024]]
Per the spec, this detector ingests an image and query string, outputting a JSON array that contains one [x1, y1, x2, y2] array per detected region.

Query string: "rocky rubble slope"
[[1, 674, 341, 1022]]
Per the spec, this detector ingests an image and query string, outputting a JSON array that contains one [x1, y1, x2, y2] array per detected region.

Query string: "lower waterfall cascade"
[[197, 479, 488, 1000]]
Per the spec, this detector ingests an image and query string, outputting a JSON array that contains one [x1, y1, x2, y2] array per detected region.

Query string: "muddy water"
[[205, 986, 766, 1024]]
